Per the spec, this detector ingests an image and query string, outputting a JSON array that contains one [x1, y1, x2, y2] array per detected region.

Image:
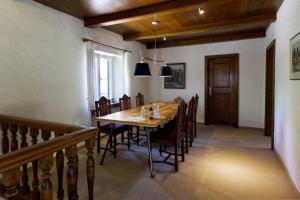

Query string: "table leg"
[[146, 127, 154, 178]]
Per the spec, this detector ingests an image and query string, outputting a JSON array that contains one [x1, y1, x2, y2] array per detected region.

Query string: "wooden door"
[[205, 54, 239, 127], [265, 40, 275, 150]]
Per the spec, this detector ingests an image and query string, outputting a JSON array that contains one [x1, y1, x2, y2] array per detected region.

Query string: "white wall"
[[0, 0, 147, 126], [265, 0, 300, 192], [149, 39, 266, 128]]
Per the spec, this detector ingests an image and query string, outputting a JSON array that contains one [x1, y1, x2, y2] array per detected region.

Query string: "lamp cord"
[[139, 49, 143, 62], [154, 25, 157, 66], [138, 20, 165, 63]]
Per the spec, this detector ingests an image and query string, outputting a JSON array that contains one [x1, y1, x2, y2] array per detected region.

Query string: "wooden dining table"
[[96, 102, 179, 178]]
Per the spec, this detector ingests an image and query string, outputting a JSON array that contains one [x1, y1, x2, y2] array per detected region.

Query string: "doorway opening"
[[205, 54, 239, 127], [265, 40, 276, 150]]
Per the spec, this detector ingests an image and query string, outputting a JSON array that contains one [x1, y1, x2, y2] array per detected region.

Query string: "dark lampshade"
[[134, 62, 151, 77], [159, 65, 172, 77]]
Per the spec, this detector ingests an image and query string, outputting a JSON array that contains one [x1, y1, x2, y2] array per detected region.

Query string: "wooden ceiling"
[[34, 0, 284, 48]]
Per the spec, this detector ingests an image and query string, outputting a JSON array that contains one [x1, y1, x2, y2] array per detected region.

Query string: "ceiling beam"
[[124, 13, 276, 41], [84, 0, 228, 27], [146, 30, 266, 49]]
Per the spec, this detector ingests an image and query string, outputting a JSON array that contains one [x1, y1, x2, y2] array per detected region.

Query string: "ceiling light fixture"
[[151, 19, 160, 25], [198, 8, 205, 15], [134, 19, 172, 78]]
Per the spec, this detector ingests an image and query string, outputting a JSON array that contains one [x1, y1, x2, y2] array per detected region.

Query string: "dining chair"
[[186, 96, 195, 151], [119, 94, 131, 111], [136, 92, 144, 106], [150, 101, 186, 172], [135, 92, 148, 145], [95, 96, 132, 165], [119, 94, 135, 143], [193, 94, 199, 138]]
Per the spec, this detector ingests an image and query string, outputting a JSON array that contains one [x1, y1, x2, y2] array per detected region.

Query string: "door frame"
[[204, 53, 239, 127], [265, 40, 276, 150]]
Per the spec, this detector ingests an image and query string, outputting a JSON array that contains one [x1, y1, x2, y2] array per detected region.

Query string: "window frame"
[[94, 54, 113, 99]]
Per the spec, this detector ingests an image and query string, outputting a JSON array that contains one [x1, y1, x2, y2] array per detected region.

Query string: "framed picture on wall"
[[290, 32, 300, 80], [164, 63, 186, 89]]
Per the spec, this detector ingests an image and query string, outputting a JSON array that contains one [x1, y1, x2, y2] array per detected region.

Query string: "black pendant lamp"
[[159, 64, 172, 77], [134, 62, 151, 77]]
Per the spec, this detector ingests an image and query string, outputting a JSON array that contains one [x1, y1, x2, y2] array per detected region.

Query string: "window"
[[99, 57, 109, 98], [94, 50, 125, 103]]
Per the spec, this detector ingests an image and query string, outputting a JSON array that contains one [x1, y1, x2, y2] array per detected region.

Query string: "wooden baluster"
[[66, 145, 78, 200], [10, 124, 18, 152], [7, 125, 20, 196], [39, 154, 53, 200], [19, 126, 30, 199], [2, 168, 20, 199], [30, 128, 40, 199], [86, 138, 95, 200], [55, 132, 64, 200], [42, 130, 51, 141], [1, 122, 10, 198], [1, 122, 9, 154], [75, 154, 79, 190], [0, 181, 5, 197]]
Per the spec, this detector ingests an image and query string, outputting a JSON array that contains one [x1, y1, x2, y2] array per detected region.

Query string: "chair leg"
[[159, 144, 162, 156], [127, 131, 131, 150], [194, 122, 197, 138], [100, 134, 112, 165], [97, 131, 101, 154], [181, 140, 185, 162], [185, 132, 189, 154], [109, 136, 113, 148], [113, 135, 117, 158], [189, 127, 193, 147], [121, 133, 124, 142], [136, 126, 140, 145], [174, 142, 178, 172]]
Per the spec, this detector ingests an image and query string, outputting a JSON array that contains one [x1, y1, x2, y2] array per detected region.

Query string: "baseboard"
[[196, 122, 205, 126], [239, 126, 264, 131], [274, 149, 300, 196], [196, 123, 264, 131]]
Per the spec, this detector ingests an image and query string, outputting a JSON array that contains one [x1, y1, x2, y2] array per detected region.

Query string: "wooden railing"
[[0, 114, 97, 200]]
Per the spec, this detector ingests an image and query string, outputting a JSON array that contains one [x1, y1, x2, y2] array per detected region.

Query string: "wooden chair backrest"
[[119, 94, 131, 111], [175, 101, 186, 133], [187, 96, 195, 121], [180, 102, 188, 132], [136, 92, 144, 106], [194, 94, 199, 118], [95, 96, 111, 117]]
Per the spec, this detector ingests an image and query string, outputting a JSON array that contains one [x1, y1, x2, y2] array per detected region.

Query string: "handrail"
[[0, 114, 85, 133], [0, 127, 97, 173]]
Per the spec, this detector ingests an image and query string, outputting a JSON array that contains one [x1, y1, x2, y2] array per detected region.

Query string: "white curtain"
[[86, 42, 97, 110], [86, 42, 130, 110], [124, 52, 131, 96]]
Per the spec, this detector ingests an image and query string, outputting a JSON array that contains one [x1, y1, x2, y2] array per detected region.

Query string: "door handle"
[[209, 87, 212, 96]]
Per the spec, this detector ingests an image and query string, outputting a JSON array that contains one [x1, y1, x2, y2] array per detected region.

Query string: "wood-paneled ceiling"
[[34, 0, 284, 48]]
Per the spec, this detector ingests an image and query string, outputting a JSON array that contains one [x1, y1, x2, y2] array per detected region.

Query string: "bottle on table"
[[156, 103, 160, 118], [141, 106, 145, 119], [149, 102, 153, 119], [154, 101, 160, 119]]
